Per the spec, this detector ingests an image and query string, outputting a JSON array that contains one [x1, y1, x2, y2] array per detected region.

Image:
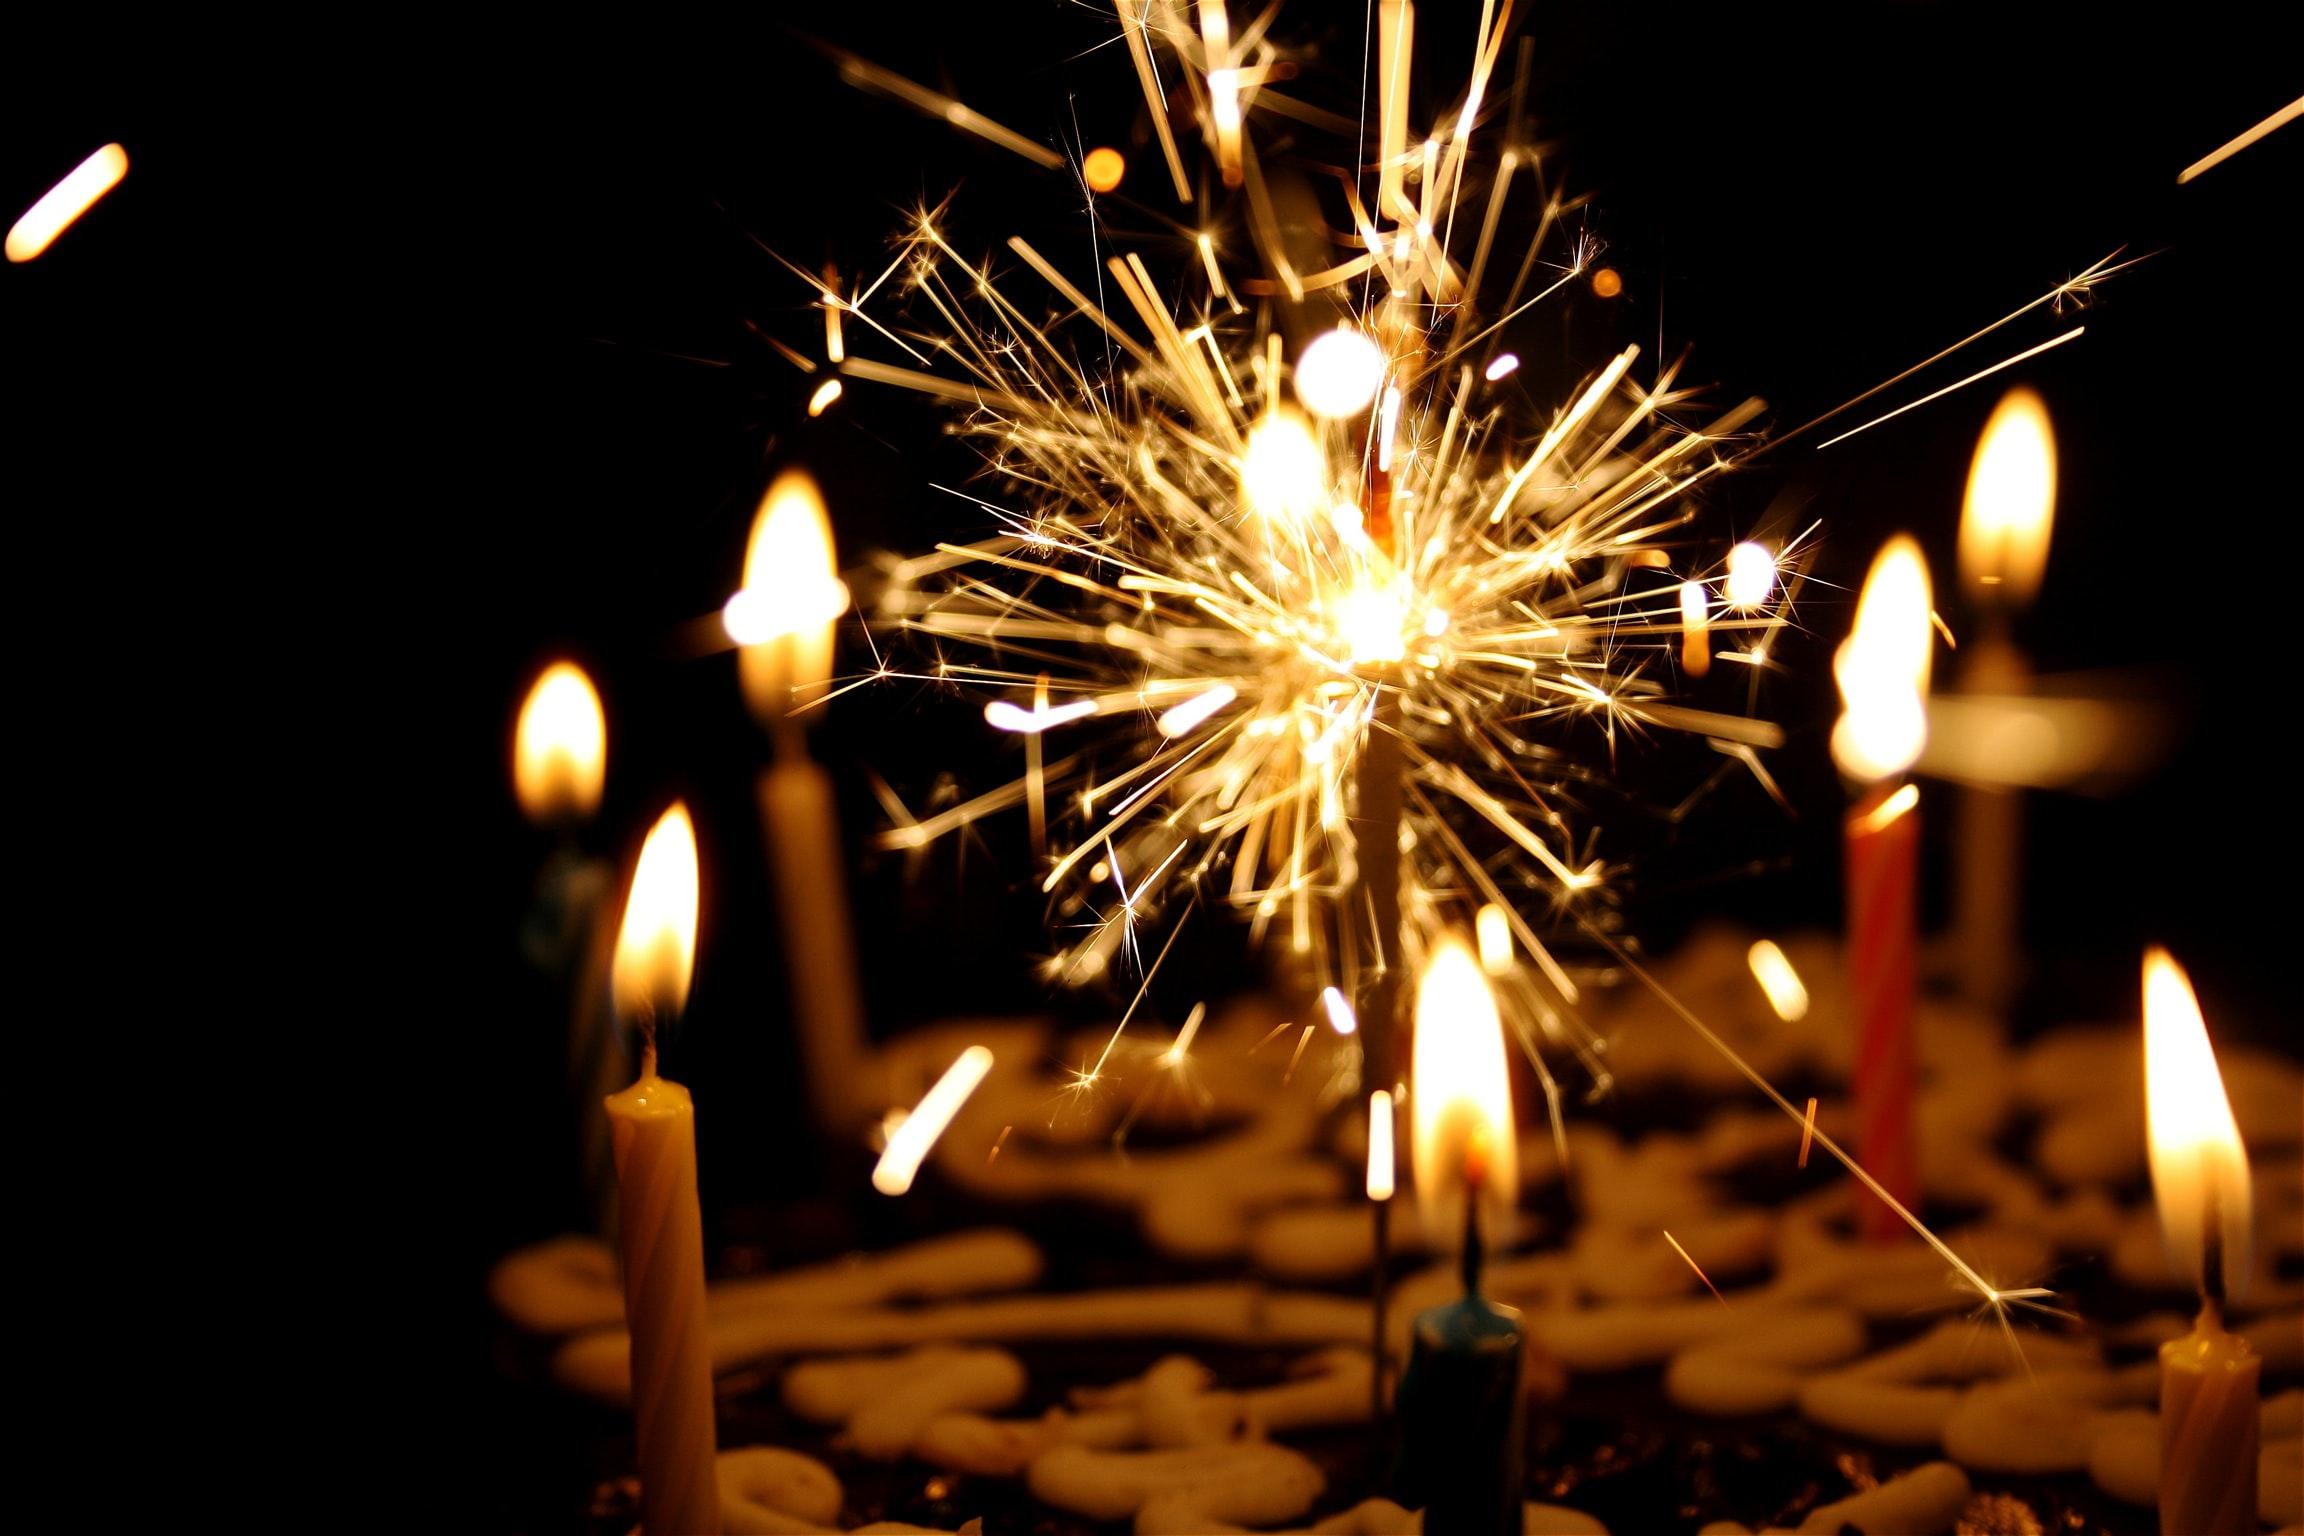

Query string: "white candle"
[[726, 469, 868, 1132], [605, 803, 721, 1535], [1952, 388, 2056, 1015]]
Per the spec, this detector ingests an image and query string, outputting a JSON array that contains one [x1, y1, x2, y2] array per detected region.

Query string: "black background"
[[4, 7, 2298, 1526]]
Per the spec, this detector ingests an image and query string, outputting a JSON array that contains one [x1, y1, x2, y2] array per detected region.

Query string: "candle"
[[513, 662, 622, 1233], [605, 803, 722, 1536], [1952, 388, 2056, 1016], [726, 469, 868, 1133], [1394, 939, 1525, 1535], [1831, 536, 1933, 1243], [2142, 948, 2259, 1536]]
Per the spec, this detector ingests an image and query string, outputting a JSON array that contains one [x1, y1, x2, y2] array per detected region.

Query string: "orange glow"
[[807, 378, 844, 417], [513, 662, 606, 825], [1412, 938, 1517, 1235], [728, 470, 850, 723], [1367, 1090, 1396, 1201], [1959, 388, 2057, 607], [1083, 147, 1127, 193], [1475, 903, 1512, 975], [6, 144, 128, 263], [1831, 536, 1933, 782], [1678, 580, 1711, 678], [873, 1045, 995, 1195], [1590, 267, 1623, 299], [612, 804, 701, 1024], [2143, 949, 2253, 1297]]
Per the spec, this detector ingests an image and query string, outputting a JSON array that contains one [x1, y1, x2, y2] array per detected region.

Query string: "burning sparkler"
[[767, 4, 2118, 1340]]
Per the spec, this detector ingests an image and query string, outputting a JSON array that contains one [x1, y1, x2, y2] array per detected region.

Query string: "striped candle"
[[1845, 782, 1920, 1243]]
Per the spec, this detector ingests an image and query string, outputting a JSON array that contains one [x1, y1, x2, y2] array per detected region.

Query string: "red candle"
[[1831, 537, 1934, 1244], [1844, 782, 1920, 1241]]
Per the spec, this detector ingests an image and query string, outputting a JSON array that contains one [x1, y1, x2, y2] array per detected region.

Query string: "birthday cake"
[[489, 927, 2304, 1535]]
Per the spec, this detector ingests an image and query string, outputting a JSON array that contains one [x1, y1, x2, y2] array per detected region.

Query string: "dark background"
[[5, 6, 2298, 1526]]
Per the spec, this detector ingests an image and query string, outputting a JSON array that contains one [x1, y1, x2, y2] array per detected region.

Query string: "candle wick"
[[638, 1003, 660, 1082], [1460, 1183, 1483, 1298], [2201, 1183, 2226, 1317]]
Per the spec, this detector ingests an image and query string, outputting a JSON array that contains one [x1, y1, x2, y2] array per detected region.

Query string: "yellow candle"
[[608, 804, 721, 1536], [2142, 948, 2258, 1536], [725, 470, 868, 1132]]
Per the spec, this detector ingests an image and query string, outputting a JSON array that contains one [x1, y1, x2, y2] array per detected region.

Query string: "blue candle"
[[1395, 1168, 1525, 1535], [1396, 938, 1526, 1535]]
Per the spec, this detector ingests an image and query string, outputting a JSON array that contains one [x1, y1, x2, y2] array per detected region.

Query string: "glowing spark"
[[1663, 1229, 1729, 1306], [1816, 327, 2085, 451], [1483, 352, 1520, 382], [2177, 93, 2303, 183], [1240, 411, 1327, 523], [1746, 939, 1810, 1022], [807, 378, 845, 417], [1590, 267, 1622, 298], [827, 46, 1063, 168], [1367, 1090, 1397, 1201], [1159, 1000, 1207, 1067], [1724, 542, 1776, 608], [1157, 684, 1238, 738], [5, 143, 128, 263], [986, 698, 1098, 733], [1476, 903, 1512, 975], [1296, 327, 1388, 418], [1282, 1023, 1315, 1086], [1320, 985, 1359, 1036], [989, 1124, 1013, 1164], [1797, 1096, 1818, 1169], [873, 1045, 996, 1195]]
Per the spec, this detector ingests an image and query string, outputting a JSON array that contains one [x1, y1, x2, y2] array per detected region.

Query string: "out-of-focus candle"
[[1832, 537, 1932, 1244], [727, 471, 869, 1133], [605, 804, 721, 1536], [2143, 948, 2258, 1536], [513, 662, 623, 1233], [1953, 388, 2056, 1015], [1395, 939, 1525, 1535]]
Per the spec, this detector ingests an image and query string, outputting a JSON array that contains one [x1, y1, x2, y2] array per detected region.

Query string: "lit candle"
[[1952, 388, 2056, 1015], [726, 469, 867, 1133], [513, 662, 622, 1233], [1831, 536, 1933, 1243], [1394, 939, 1524, 1535], [2142, 948, 2259, 1536], [605, 804, 722, 1536]]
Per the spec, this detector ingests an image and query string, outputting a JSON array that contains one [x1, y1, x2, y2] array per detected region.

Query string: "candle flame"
[[1746, 939, 1810, 1022], [732, 470, 850, 723], [873, 1044, 995, 1195], [1831, 535, 1933, 782], [1412, 937, 1517, 1238], [1296, 326, 1387, 419], [1367, 1089, 1396, 1201], [1678, 580, 1711, 678], [513, 662, 606, 825], [2142, 947, 2253, 1300], [5, 144, 128, 263], [612, 803, 701, 1025], [1959, 388, 2056, 608]]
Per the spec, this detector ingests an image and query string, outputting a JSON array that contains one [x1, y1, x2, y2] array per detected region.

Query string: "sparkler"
[[775, 4, 2105, 1344], [832, 7, 1800, 1132]]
